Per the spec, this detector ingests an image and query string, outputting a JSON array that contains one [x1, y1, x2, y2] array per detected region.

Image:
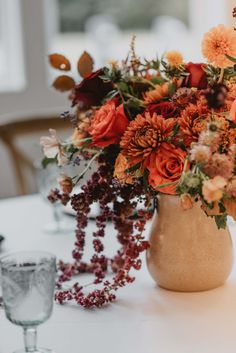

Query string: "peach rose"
[[145, 142, 187, 195], [89, 100, 129, 147], [114, 153, 135, 184], [202, 176, 227, 203], [180, 194, 194, 210]]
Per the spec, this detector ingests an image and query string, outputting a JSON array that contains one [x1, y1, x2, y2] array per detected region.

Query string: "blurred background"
[[0, 0, 234, 199]]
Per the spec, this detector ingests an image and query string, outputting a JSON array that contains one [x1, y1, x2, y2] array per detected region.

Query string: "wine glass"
[[34, 163, 75, 234], [0, 251, 56, 353]]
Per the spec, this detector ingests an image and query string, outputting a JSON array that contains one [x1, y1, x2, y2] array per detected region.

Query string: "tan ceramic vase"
[[146, 195, 234, 292]]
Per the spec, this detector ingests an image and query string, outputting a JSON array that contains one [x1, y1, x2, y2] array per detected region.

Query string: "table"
[[1, 195, 236, 353]]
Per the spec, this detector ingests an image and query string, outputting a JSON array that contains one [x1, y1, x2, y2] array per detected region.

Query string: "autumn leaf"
[[52, 75, 75, 92], [77, 51, 94, 78], [49, 54, 71, 71]]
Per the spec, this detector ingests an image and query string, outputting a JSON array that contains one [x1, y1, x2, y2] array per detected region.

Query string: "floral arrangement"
[[41, 12, 236, 308]]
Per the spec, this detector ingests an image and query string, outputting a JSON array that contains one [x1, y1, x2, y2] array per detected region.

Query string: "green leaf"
[[150, 77, 166, 85], [215, 214, 227, 229], [172, 123, 180, 137], [154, 181, 177, 189], [143, 169, 149, 188], [226, 54, 236, 63], [219, 202, 226, 213], [168, 83, 177, 96], [103, 89, 118, 100], [177, 140, 187, 151], [41, 156, 57, 169], [125, 163, 141, 173], [117, 82, 129, 93]]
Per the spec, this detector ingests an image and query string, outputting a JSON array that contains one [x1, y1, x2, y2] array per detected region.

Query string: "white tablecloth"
[[1, 194, 236, 353]]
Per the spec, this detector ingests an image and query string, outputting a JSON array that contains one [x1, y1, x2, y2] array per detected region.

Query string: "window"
[[52, 0, 190, 69], [51, 0, 230, 67], [0, 0, 25, 92]]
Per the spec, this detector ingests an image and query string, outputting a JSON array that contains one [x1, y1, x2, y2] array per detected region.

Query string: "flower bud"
[[180, 193, 194, 210], [57, 174, 73, 194]]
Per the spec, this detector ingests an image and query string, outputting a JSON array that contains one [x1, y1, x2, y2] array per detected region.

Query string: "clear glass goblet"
[[34, 162, 75, 234], [0, 251, 56, 353]]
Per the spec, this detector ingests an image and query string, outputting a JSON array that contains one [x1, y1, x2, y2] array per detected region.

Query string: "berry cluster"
[[53, 156, 154, 308]]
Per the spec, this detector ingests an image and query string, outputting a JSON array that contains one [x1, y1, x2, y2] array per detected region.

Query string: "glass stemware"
[[0, 251, 56, 353], [34, 163, 75, 234]]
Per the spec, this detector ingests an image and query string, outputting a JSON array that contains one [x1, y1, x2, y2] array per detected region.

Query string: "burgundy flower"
[[145, 101, 178, 118], [71, 69, 113, 108], [184, 62, 208, 90]]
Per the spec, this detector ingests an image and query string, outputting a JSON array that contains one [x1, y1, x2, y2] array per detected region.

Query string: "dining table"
[[1, 194, 236, 353]]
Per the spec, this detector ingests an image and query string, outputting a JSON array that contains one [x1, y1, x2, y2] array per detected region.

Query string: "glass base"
[[14, 349, 53, 353]]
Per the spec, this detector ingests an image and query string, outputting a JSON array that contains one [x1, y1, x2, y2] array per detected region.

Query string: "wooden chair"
[[0, 116, 71, 196]]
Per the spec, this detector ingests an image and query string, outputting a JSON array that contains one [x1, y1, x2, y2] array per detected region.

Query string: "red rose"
[[89, 101, 129, 147], [184, 62, 208, 89], [145, 102, 177, 118], [71, 69, 113, 108]]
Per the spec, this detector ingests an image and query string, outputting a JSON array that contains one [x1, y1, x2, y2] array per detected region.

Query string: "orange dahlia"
[[114, 153, 136, 184], [165, 51, 183, 67], [120, 113, 175, 166], [178, 102, 209, 146], [143, 82, 169, 104], [202, 25, 236, 68]]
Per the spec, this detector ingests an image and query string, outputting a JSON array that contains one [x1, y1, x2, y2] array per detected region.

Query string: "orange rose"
[[89, 100, 129, 147], [145, 142, 187, 195]]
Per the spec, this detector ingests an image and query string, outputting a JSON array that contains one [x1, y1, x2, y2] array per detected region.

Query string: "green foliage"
[[214, 214, 227, 229], [226, 54, 236, 63], [41, 156, 57, 169], [161, 60, 187, 79], [125, 163, 141, 173]]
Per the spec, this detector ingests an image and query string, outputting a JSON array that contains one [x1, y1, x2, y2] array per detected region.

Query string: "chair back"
[[0, 116, 71, 195]]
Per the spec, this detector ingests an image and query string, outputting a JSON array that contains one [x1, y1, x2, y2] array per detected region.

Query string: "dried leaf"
[[49, 54, 71, 71], [77, 51, 94, 78], [201, 202, 222, 216], [224, 199, 236, 220], [52, 75, 75, 92]]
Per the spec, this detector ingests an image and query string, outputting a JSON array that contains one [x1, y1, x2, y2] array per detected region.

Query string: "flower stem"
[[74, 151, 101, 184], [218, 68, 224, 83]]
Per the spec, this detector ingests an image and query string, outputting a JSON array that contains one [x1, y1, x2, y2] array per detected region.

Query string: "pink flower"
[[203, 153, 234, 180], [40, 129, 59, 158], [198, 130, 220, 152], [40, 129, 68, 166], [202, 176, 227, 203], [190, 145, 211, 163]]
